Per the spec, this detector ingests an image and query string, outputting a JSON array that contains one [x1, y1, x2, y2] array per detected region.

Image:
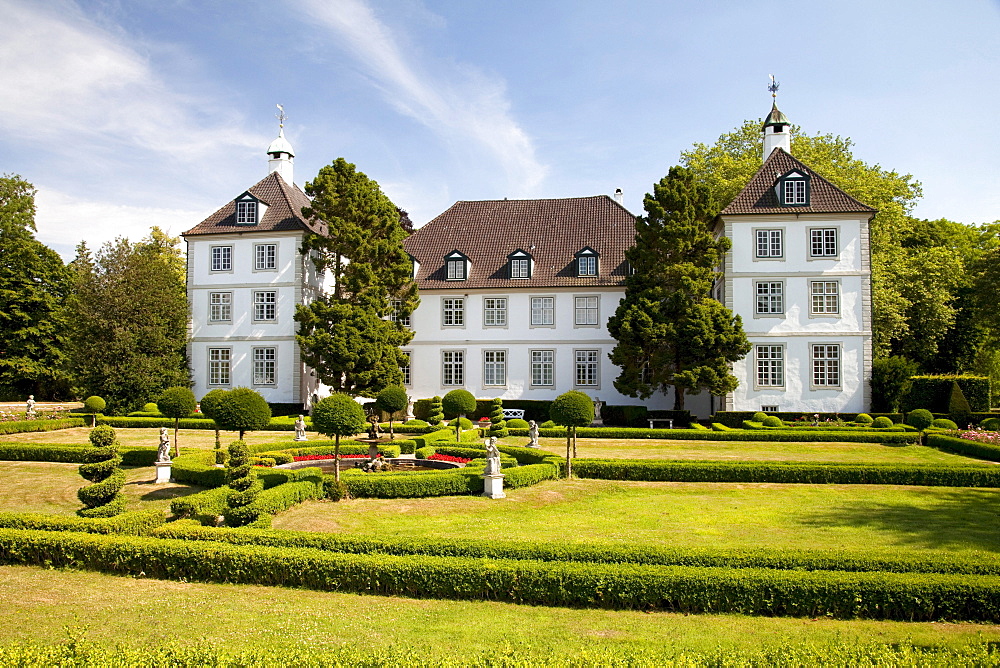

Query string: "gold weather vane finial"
[[768, 75, 779, 98], [276, 104, 287, 129]]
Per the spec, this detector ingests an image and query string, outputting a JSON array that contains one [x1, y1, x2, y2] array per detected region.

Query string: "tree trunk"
[[239, 429, 245, 440], [565, 428, 573, 479], [173, 418, 180, 458], [389, 417, 394, 440], [334, 434, 341, 483], [455, 414, 463, 442], [673, 387, 685, 411]]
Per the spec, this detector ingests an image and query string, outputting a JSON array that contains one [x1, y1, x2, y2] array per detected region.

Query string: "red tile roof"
[[182, 172, 322, 237], [720, 148, 876, 216], [404, 196, 635, 289]]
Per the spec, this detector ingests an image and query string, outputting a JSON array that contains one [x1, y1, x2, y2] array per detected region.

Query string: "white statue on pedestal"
[[25, 395, 36, 419], [156, 427, 171, 463], [484, 437, 501, 476], [294, 415, 308, 441], [528, 420, 540, 447]]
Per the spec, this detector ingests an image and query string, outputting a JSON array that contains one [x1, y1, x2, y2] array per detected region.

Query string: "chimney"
[[614, 188, 623, 204]]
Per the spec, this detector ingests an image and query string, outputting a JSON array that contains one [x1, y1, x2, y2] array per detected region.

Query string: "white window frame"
[[253, 347, 276, 386], [574, 295, 600, 327], [442, 297, 465, 327], [809, 228, 839, 258], [483, 350, 507, 388], [754, 229, 783, 259], [577, 255, 597, 276], [210, 245, 232, 272], [530, 296, 555, 327], [510, 258, 530, 279], [530, 349, 554, 387], [754, 344, 785, 388], [389, 299, 411, 328], [810, 280, 840, 315], [754, 281, 784, 316], [254, 243, 277, 271], [208, 347, 231, 386], [236, 200, 257, 225], [811, 344, 841, 388], [574, 349, 600, 388], [209, 291, 232, 322], [783, 179, 807, 205], [442, 350, 465, 386], [253, 290, 277, 322], [446, 259, 466, 280], [483, 297, 508, 327], [400, 351, 411, 386]]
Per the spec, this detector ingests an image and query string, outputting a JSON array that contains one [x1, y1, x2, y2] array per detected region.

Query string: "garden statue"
[[592, 398, 604, 426], [367, 415, 381, 440], [156, 427, 171, 463], [25, 395, 35, 418], [528, 420, 540, 447], [484, 438, 501, 476], [294, 415, 308, 441]]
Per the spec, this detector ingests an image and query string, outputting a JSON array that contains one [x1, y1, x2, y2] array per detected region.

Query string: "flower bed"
[[958, 429, 1000, 446], [428, 453, 473, 464], [292, 454, 369, 461]]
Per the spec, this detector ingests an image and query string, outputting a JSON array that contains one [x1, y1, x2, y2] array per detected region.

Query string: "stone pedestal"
[[155, 462, 173, 484], [294, 435, 309, 442], [482, 473, 506, 499]]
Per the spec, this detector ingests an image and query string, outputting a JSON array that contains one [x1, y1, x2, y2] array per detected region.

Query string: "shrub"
[[982, 417, 1000, 431], [751, 411, 768, 422], [870, 357, 918, 412], [311, 394, 366, 483], [507, 418, 530, 429], [142, 402, 159, 413], [550, 390, 594, 476], [932, 418, 958, 430], [906, 409, 934, 430], [199, 388, 228, 454], [224, 441, 261, 526], [0, 510, 163, 536], [761, 416, 783, 427], [157, 386, 197, 457], [903, 375, 991, 413], [213, 388, 272, 440], [442, 389, 476, 440], [77, 426, 126, 518], [540, 420, 556, 429], [374, 385, 408, 439], [0, 418, 86, 436], [855, 413, 873, 424], [428, 396, 445, 426], [404, 419, 428, 427], [872, 416, 894, 429], [83, 396, 106, 426], [488, 398, 509, 439]]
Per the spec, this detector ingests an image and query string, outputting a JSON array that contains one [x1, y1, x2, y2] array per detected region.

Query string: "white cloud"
[[293, 0, 548, 194]]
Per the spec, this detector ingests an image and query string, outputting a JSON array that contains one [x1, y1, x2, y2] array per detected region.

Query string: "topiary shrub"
[[870, 357, 918, 412], [981, 417, 1000, 431], [83, 396, 106, 427], [142, 402, 159, 413], [948, 381, 972, 427], [403, 419, 428, 427], [932, 418, 958, 430], [906, 409, 934, 431], [751, 412, 768, 423], [507, 418, 530, 429], [550, 391, 595, 476], [540, 420, 557, 429], [77, 425, 126, 518], [488, 398, 509, 439], [312, 394, 366, 484], [761, 416, 784, 427], [427, 396, 444, 426], [212, 387, 271, 440], [872, 416, 894, 429], [157, 386, 197, 457], [442, 389, 477, 441], [199, 388, 228, 461], [374, 385, 408, 440], [855, 413, 874, 424], [224, 440, 262, 526]]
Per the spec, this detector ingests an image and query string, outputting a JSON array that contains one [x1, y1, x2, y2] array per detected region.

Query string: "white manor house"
[[184, 101, 874, 417]]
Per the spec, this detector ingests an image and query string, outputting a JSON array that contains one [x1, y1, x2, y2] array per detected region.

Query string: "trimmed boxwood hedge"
[[0, 443, 159, 466], [3, 529, 1000, 620], [507, 427, 920, 444], [0, 418, 86, 435], [0, 510, 163, 535], [339, 469, 484, 498], [714, 412, 904, 428], [928, 433, 1000, 463]]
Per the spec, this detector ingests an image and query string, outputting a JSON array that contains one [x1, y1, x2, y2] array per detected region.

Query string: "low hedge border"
[[338, 469, 484, 498], [572, 460, 1000, 487], [741, 421, 917, 433], [0, 418, 86, 435], [0, 510, 163, 535], [506, 427, 920, 444], [258, 443, 402, 463], [0, 443, 160, 467], [714, 412, 905, 428], [928, 433, 1000, 463], [2, 529, 1000, 620], [170, 487, 229, 519], [153, 524, 1000, 576]]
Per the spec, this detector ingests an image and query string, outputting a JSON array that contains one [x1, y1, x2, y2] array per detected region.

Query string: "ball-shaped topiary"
[[507, 418, 530, 429], [375, 385, 409, 439], [199, 388, 229, 456], [427, 396, 444, 426], [540, 420, 557, 429], [550, 391, 594, 476], [83, 396, 106, 426], [157, 386, 197, 456], [224, 440, 262, 526], [77, 425, 126, 518], [872, 416, 894, 429], [312, 394, 367, 483], [905, 409, 934, 431], [488, 398, 509, 438], [761, 416, 784, 428], [981, 417, 1000, 431], [442, 389, 477, 440], [855, 413, 874, 424], [403, 418, 428, 427], [212, 387, 272, 440], [932, 418, 958, 430], [751, 411, 768, 423], [142, 402, 159, 413]]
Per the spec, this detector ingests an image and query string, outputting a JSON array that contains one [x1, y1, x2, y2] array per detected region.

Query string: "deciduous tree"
[[312, 393, 366, 483]]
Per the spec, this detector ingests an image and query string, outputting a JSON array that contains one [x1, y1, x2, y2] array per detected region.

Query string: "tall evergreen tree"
[[0, 175, 69, 399], [295, 158, 417, 397], [608, 166, 750, 410], [64, 228, 189, 414]]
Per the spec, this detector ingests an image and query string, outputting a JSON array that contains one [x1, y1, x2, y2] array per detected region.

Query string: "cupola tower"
[[762, 76, 791, 161], [267, 104, 295, 183]]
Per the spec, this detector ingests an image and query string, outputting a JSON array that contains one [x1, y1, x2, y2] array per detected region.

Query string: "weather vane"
[[768, 75, 779, 98], [275, 104, 287, 129]]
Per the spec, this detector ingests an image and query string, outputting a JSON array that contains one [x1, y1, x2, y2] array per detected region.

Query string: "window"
[[389, 299, 411, 328], [755, 345, 784, 387], [208, 348, 230, 385], [510, 258, 530, 279], [575, 350, 599, 387], [253, 347, 276, 385], [812, 344, 841, 386], [211, 246, 232, 271], [575, 296, 599, 325], [483, 297, 507, 326], [531, 297, 554, 326], [761, 405, 779, 412], [810, 228, 838, 257], [446, 259, 466, 280], [236, 200, 257, 224], [483, 350, 506, 387], [755, 282, 783, 315], [575, 247, 599, 277], [442, 351, 464, 386], [810, 281, 840, 314], [400, 351, 411, 386], [755, 230, 782, 258], [783, 179, 806, 204], [442, 298, 464, 326], [531, 350, 554, 386], [254, 291, 276, 321], [776, 170, 810, 207], [209, 292, 231, 322], [255, 243, 276, 270]]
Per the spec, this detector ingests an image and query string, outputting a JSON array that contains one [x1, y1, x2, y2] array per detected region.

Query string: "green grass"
[[0, 426, 344, 451], [0, 565, 996, 660]]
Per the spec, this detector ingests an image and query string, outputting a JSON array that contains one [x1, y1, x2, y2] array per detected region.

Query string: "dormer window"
[[575, 247, 599, 277], [507, 249, 532, 279], [444, 250, 469, 281], [235, 193, 263, 225], [775, 170, 810, 207], [407, 253, 419, 279]]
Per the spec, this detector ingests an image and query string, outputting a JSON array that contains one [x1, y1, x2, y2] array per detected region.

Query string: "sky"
[[2, 0, 999, 259]]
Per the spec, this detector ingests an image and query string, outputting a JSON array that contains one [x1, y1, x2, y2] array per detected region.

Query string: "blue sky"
[[2, 0, 998, 259]]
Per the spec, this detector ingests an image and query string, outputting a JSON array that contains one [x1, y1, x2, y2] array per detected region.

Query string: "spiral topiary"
[[488, 398, 509, 438], [855, 413, 874, 424], [77, 425, 126, 517], [427, 396, 444, 426], [223, 440, 262, 526], [872, 416, 894, 429]]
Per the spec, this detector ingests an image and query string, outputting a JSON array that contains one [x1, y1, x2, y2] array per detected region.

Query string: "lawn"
[[0, 426, 336, 450]]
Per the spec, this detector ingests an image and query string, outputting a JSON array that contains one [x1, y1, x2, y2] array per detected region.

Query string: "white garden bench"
[[647, 418, 674, 429], [502, 409, 525, 420]]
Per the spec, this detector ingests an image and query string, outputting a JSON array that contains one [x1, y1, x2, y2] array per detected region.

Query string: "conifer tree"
[[608, 166, 750, 410]]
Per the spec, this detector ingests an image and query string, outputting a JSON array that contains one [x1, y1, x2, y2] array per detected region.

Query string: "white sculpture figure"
[[294, 415, 308, 441], [156, 427, 171, 463], [593, 398, 602, 420], [484, 438, 502, 476], [528, 420, 540, 447], [25, 395, 36, 419]]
